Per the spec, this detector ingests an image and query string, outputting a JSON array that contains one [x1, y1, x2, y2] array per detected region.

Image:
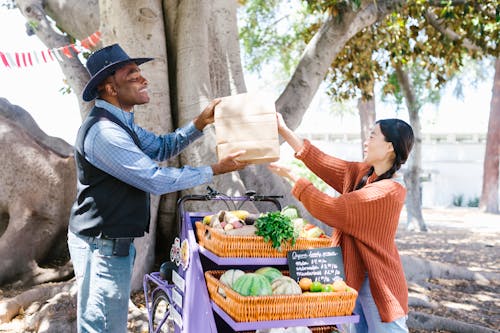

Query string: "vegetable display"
[[219, 268, 352, 297], [254, 211, 297, 251]]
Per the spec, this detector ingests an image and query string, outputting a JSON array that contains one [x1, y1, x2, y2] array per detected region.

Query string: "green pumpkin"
[[254, 266, 283, 283], [232, 273, 273, 296], [271, 276, 302, 295], [218, 269, 245, 296]]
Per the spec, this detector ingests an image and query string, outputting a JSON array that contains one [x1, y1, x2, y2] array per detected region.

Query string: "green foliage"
[[255, 211, 297, 250], [0, 0, 16, 10], [452, 194, 464, 207], [381, 61, 442, 110], [328, 1, 498, 104], [452, 194, 480, 207], [238, 0, 365, 76], [305, 0, 361, 13], [239, 0, 498, 108], [238, 0, 316, 75], [467, 196, 480, 207]]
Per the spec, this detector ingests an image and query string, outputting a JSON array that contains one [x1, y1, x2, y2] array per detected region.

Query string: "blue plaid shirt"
[[82, 99, 213, 195]]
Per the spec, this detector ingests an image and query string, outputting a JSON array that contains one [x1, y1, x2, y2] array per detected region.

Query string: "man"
[[67, 43, 246, 333]]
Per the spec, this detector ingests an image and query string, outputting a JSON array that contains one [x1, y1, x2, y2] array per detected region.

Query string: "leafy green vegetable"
[[255, 211, 297, 251], [281, 205, 301, 220]]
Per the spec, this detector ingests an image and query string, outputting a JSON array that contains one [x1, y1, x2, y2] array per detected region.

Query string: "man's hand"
[[211, 150, 248, 175], [194, 98, 221, 131]]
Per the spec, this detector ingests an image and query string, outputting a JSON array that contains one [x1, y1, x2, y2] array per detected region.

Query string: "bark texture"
[[357, 83, 376, 154], [0, 99, 76, 285], [479, 57, 500, 213], [98, 0, 173, 291], [395, 65, 427, 231]]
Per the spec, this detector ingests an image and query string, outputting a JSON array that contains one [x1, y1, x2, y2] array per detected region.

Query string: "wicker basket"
[[205, 270, 357, 322], [241, 326, 339, 333], [195, 222, 334, 258]]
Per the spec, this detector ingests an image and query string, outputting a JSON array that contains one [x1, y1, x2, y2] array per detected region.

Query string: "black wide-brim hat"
[[82, 43, 153, 102]]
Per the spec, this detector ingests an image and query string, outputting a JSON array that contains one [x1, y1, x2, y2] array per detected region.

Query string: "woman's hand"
[[275, 112, 304, 153], [276, 112, 289, 134], [268, 162, 299, 183]]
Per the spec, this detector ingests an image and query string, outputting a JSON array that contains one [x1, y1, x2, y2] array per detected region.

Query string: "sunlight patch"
[[442, 301, 477, 311]]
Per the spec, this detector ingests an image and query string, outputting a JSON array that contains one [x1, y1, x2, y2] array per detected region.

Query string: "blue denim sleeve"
[[84, 120, 213, 195], [133, 121, 204, 161]]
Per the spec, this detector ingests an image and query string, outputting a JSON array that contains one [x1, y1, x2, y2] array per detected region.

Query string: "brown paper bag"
[[214, 92, 280, 164]]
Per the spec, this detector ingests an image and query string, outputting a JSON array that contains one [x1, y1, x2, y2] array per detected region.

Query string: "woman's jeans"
[[68, 231, 135, 333], [341, 276, 409, 333]]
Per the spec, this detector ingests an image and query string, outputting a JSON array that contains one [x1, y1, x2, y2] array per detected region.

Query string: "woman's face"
[[363, 123, 395, 165]]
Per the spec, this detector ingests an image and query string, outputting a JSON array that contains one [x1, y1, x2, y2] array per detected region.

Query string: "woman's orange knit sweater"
[[292, 140, 408, 322]]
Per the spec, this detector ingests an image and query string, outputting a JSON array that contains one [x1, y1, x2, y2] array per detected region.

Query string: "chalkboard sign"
[[287, 247, 345, 284]]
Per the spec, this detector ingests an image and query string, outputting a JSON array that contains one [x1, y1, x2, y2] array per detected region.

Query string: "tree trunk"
[[479, 57, 500, 214], [99, 0, 174, 292], [395, 65, 427, 231], [358, 82, 376, 155], [0, 101, 76, 286]]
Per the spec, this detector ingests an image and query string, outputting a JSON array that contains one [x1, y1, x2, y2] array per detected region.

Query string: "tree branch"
[[425, 0, 467, 6], [15, 0, 92, 117], [423, 9, 481, 52], [276, 0, 390, 129]]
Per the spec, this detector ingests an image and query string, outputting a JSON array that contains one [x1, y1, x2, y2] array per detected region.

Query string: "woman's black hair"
[[354, 118, 414, 190]]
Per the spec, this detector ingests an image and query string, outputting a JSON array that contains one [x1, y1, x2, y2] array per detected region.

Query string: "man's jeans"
[[68, 231, 135, 333], [340, 276, 409, 333]]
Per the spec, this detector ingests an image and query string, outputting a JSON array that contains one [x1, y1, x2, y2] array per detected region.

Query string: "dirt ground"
[[395, 207, 499, 332], [1, 207, 498, 332], [134, 207, 499, 333]]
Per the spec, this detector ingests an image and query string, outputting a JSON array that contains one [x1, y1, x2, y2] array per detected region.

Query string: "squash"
[[232, 273, 273, 296], [254, 266, 283, 283], [225, 225, 257, 236], [218, 269, 245, 296], [271, 276, 302, 295]]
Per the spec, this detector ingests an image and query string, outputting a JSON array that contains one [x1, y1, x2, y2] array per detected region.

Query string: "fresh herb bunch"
[[255, 211, 297, 251]]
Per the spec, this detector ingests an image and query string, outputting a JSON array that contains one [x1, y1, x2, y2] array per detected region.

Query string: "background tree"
[[480, 57, 499, 213], [240, 0, 499, 230]]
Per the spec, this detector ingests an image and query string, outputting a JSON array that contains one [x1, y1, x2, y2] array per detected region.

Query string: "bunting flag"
[[0, 31, 101, 69]]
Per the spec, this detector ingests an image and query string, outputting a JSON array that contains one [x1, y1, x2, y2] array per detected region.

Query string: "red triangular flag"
[[15, 52, 21, 67], [62, 45, 72, 58], [0, 52, 10, 67]]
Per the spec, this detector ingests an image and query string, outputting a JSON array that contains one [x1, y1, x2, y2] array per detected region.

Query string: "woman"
[[269, 113, 414, 333]]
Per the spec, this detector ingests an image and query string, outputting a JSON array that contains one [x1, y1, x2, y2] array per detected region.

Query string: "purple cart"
[[143, 188, 359, 332]]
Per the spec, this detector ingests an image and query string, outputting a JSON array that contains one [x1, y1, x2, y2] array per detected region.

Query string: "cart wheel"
[[151, 290, 174, 333]]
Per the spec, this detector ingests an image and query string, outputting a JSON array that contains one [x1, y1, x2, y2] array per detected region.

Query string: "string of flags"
[[0, 31, 101, 69]]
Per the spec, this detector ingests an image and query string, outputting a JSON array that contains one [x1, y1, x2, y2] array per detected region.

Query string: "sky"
[[0, 7, 494, 145]]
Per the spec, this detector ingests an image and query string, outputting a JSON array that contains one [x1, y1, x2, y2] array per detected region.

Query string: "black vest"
[[69, 107, 150, 238]]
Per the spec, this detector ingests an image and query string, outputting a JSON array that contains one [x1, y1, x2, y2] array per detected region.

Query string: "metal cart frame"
[[143, 187, 359, 332]]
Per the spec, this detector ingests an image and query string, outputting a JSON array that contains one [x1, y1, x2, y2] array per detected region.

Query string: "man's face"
[[110, 62, 150, 110]]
